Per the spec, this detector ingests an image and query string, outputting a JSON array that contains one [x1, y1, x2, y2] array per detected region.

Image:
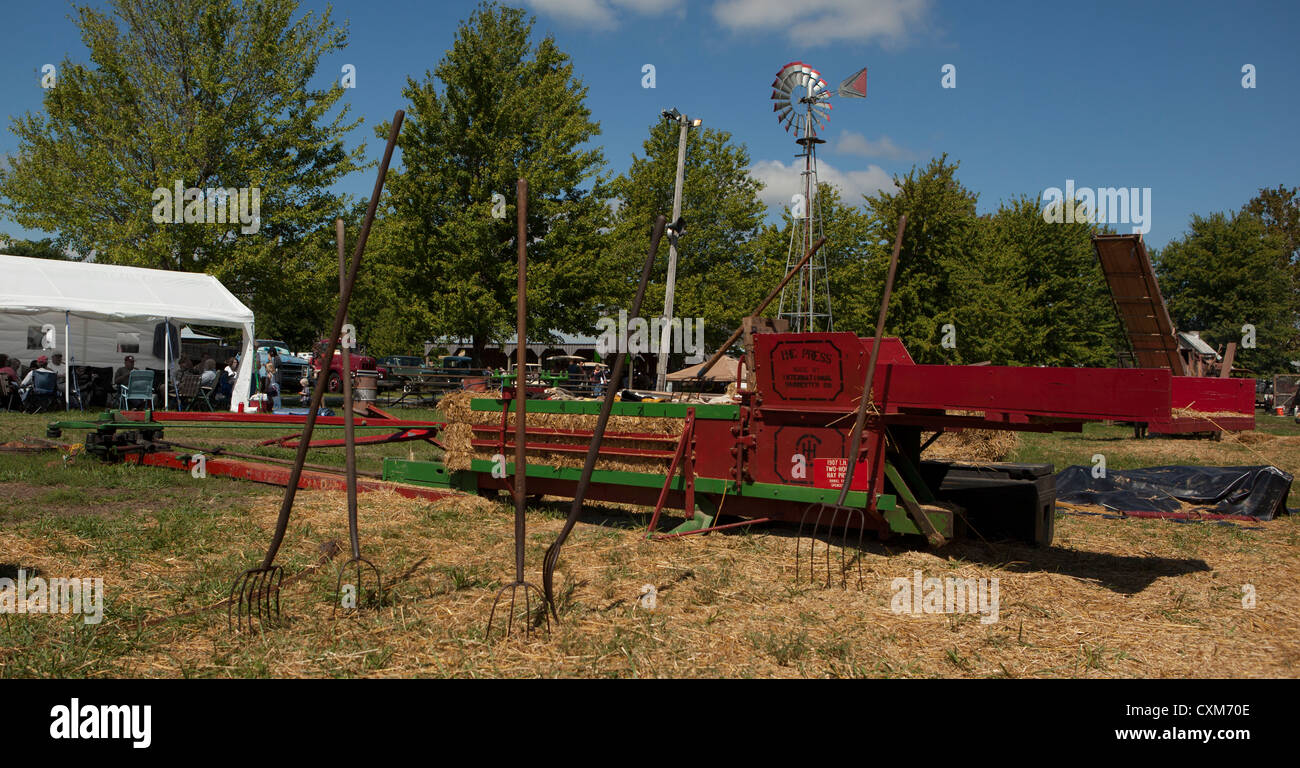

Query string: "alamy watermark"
[[1042, 180, 1151, 234], [151, 180, 261, 234], [890, 569, 1000, 624], [50, 698, 151, 749], [595, 310, 704, 361], [0, 569, 104, 624]]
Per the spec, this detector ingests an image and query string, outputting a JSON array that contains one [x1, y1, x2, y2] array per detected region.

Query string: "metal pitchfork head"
[[486, 178, 550, 642], [334, 557, 383, 617], [796, 503, 868, 589], [229, 564, 284, 632]]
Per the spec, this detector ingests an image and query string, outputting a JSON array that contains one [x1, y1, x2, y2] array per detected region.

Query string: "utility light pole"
[[655, 108, 700, 392]]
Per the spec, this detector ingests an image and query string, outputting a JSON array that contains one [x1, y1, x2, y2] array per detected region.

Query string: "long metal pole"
[[338, 218, 359, 559], [514, 178, 529, 583], [544, 216, 667, 616], [64, 311, 70, 410], [655, 117, 690, 391]]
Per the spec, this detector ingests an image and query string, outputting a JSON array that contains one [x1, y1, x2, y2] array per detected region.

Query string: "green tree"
[[0, 0, 362, 348], [952, 196, 1120, 367], [0, 234, 69, 260], [1243, 185, 1300, 354], [861, 155, 980, 364], [1157, 211, 1296, 374], [608, 119, 768, 352], [368, 2, 612, 363]]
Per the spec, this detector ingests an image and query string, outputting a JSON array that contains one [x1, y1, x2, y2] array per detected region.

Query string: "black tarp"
[[1055, 465, 1293, 520]]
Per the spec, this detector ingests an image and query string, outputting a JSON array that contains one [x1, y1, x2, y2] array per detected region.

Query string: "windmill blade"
[[837, 67, 868, 98]]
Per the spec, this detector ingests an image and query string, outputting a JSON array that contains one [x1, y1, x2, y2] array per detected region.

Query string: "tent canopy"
[[666, 356, 738, 383], [0, 254, 253, 327], [0, 254, 255, 411]]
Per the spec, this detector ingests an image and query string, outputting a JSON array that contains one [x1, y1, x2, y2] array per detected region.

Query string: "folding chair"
[[121, 370, 156, 410], [24, 370, 59, 413], [177, 373, 203, 411], [200, 370, 227, 411]]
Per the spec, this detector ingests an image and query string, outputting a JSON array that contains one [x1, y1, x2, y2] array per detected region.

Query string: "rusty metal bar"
[[695, 236, 827, 381]]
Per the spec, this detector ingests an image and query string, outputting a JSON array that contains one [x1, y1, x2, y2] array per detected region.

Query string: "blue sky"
[[1, 0, 1297, 249]]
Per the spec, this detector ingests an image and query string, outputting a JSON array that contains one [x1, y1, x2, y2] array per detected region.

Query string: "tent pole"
[[164, 317, 169, 410], [64, 311, 70, 411]]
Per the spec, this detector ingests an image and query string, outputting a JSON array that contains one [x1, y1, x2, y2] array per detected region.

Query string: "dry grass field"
[[1, 409, 1296, 678]]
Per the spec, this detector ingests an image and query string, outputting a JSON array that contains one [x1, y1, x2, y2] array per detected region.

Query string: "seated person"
[[114, 355, 137, 389], [20, 355, 53, 390], [49, 352, 68, 391], [0, 354, 18, 384], [199, 359, 218, 388]]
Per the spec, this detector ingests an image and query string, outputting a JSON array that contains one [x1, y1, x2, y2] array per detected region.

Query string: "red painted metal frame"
[[128, 450, 460, 502], [646, 408, 696, 535], [118, 410, 442, 428]]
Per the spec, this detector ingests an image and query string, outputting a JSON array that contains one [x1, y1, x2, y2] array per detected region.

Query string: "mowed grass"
[[0, 408, 1297, 678]]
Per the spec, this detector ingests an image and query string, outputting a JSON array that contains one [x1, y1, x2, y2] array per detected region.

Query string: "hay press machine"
[[385, 329, 1255, 548]]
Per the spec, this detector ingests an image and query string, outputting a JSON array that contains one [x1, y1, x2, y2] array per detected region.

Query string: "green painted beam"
[[451, 458, 895, 510], [467, 398, 739, 420]]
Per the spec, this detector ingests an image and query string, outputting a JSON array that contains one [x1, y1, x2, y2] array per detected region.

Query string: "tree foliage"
[[1157, 210, 1297, 374], [364, 1, 612, 361], [608, 119, 769, 351], [860, 155, 979, 364], [0, 0, 362, 348]]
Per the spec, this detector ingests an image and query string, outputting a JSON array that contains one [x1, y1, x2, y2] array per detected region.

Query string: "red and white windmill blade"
[[771, 62, 867, 136]]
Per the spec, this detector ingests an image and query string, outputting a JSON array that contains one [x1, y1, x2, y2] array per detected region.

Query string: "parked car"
[[375, 355, 420, 382], [253, 340, 309, 393], [310, 339, 379, 393]]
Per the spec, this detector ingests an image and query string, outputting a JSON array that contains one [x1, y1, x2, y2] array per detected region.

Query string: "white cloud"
[[749, 158, 896, 214], [524, 0, 686, 29], [712, 0, 930, 46], [833, 130, 911, 160]]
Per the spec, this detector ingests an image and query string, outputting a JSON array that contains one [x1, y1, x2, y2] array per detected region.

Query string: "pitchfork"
[[486, 178, 548, 641], [796, 214, 907, 590], [540, 214, 667, 624], [332, 217, 382, 617], [229, 111, 403, 632]]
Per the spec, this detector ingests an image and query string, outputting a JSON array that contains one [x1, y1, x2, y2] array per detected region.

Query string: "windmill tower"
[[770, 62, 867, 332]]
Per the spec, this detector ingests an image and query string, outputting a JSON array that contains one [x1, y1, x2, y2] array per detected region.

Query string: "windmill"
[[770, 62, 867, 332]]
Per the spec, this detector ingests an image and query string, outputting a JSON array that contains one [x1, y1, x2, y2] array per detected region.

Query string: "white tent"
[[181, 325, 224, 342], [0, 254, 255, 411]]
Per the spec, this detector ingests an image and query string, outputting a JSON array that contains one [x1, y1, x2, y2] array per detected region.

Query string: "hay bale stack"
[[439, 390, 683, 473], [922, 429, 1019, 462]]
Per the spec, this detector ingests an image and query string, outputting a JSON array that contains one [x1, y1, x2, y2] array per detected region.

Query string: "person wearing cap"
[[113, 355, 137, 389], [19, 354, 54, 391]]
